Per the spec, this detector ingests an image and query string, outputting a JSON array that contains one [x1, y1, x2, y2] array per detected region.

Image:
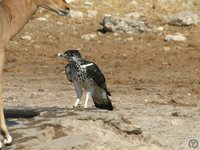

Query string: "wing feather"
[[85, 62, 111, 96], [91, 87, 113, 111], [65, 64, 72, 82]]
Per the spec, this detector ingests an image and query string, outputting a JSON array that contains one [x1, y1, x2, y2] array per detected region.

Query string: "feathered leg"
[[73, 82, 82, 108], [84, 92, 90, 108]]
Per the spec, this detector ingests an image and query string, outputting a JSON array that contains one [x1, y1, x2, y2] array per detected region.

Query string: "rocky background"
[[3, 0, 200, 149]]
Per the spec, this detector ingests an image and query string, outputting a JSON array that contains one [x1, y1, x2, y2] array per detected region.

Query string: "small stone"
[[36, 17, 48, 21], [64, 0, 75, 3], [84, 1, 93, 6], [158, 0, 176, 4], [113, 33, 119, 36], [124, 12, 143, 20], [165, 33, 186, 42], [111, 120, 142, 135], [38, 89, 45, 92], [126, 37, 134, 41], [130, 1, 138, 6], [34, 45, 41, 49], [69, 10, 83, 18], [157, 26, 164, 31], [103, 2, 113, 7], [163, 47, 171, 51], [122, 54, 128, 58], [21, 35, 32, 41], [56, 21, 63, 25], [166, 11, 200, 26], [87, 10, 97, 18], [81, 33, 97, 41]]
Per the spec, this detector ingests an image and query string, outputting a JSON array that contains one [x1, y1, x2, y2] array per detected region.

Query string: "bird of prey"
[[58, 50, 113, 111]]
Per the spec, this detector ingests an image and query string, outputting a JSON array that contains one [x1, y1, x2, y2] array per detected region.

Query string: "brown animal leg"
[[0, 48, 12, 147]]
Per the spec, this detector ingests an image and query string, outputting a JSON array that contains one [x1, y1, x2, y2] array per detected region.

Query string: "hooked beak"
[[57, 52, 64, 57], [57, 52, 69, 59]]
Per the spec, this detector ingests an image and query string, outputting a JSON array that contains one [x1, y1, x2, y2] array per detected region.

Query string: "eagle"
[[58, 50, 113, 111]]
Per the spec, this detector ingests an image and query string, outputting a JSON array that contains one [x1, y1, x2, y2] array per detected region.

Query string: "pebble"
[[84, 1, 93, 6], [126, 37, 134, 41], [56, 21, 63, 25], [69, 10, 83, 18], [129, 1, 138, 6], [157, 26, 164, 31], [36, 17, 48, 21], [81, 33, 97, 41], [87, 10, 97, 18], [20, 35, 32, 41], [165, 33, 186, 42], [64, 0, 75, 3], [124, 12, 143, 20], [163, 47, 171, 52]]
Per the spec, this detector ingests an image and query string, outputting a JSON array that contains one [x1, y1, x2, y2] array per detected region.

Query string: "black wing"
[[85, 61, 111, 96], [65, 64, 72, 82]]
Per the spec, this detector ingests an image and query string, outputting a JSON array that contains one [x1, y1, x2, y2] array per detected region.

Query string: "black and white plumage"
[[58, 50, 113, 111]]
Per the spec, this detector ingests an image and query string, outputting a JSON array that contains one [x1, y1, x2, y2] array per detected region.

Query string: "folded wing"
[[86, 62, 113, 110]]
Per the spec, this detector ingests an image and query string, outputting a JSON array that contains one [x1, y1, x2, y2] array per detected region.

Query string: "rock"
[[166, 11, 200, 26], [103, 2, 113, 8], [36, 17, 48, 21], [20, 35, 32, 41], [84, 1, 93, 6], [69, 10, 83, 18], [56, 21, 63, 25], [163, 47, 171, 52], [64, 0, 75, 3], [157, 26, 164, 31], [110, 120, 142, 135], [81, 33, 97, 41], [122, 53, 128, 58], [171, 112, 181, 117], [124, 12, 143, 20], [129, 1, 138, 6], [126, 37, 134, 41], [100, 13, 157, 34], [87, 10, 97, 18], [165, 33, 186, 42], [157, 0, 176, 4]]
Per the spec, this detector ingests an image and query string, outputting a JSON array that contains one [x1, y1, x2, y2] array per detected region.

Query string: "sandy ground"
[[2, 0, 200, 149]]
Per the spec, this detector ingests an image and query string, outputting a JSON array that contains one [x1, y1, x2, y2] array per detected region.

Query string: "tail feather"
[[93, 96, 113, 111], [91, 88, 113, 111]]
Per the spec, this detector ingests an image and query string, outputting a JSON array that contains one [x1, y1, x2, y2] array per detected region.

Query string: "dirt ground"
[[2, 0, 200, 149]]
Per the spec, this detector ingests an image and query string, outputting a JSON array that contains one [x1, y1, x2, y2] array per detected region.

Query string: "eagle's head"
[[58, 50, 82, 62]]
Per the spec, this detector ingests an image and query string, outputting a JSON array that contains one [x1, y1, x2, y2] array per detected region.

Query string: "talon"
[[73, 104, 81, 108]]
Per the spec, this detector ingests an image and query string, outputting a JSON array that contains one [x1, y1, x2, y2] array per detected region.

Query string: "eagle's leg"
[[73, 83, 82, 108], [74, 98, 80, 108], [84, 92, 90, 108]]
